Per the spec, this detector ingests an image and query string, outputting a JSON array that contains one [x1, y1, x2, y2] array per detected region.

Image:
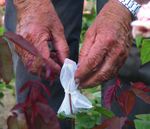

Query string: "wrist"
[[104, 0, 132, 21], [117, 0, 141, 17], [135, 0, 149, 4], [14, 0, 51, 11], [14, 0, 53, 21], [100, 0, 132, 32]]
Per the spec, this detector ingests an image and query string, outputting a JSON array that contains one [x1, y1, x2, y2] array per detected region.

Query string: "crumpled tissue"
[[57, 58, 93, 115]]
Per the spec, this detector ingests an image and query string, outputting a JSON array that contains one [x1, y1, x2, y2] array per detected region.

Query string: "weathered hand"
[[14, 0, 69, 77], [0, 0, 5, 6], [75, 0, 132, 88]]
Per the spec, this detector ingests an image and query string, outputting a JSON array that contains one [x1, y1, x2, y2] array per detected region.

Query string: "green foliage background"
[[0, 26, 15, 107], [80, 4, 96, 44], [134, 114, 150, 129]]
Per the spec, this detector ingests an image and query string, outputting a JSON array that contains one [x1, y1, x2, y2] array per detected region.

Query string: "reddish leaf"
[[132, 82, 150, 92], [19, 80, 49, 106], [30, 86, 41, 102], [0, 37, 13, 83], [125, 120, 135, 127], [31, 104, 38, 125], [11, 80, 59, 129], [117, 90, 136, 116], [24, 95, 32, 109], [116, 79, 121, 86], [37, 94, 48, 104], [4, 32, 59, 81], [19, 81, 32, 93], [12, 103, 26, 112], [4, 32, 40, 57], [132, 88, 150, 104], [35, 81, 51, 96], [104, 85, 116, 109], [93, 116, 127, 129], [23, 103, 60, 129], [103, 79, 120, 109], [36, 102, 60, 125], [20, 80, 50, 97], [34, 115, 60, 129]]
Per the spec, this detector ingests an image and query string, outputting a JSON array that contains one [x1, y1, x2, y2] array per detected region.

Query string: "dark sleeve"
[[96, 0, 108, 13]]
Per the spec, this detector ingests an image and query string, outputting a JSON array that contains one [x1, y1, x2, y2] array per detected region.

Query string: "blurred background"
[[0, 1, 16, 129]]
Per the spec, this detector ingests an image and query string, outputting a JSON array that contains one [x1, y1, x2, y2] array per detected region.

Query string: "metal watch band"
[[118, 0, 141, 17]]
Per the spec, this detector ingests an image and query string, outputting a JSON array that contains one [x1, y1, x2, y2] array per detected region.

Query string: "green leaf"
[[134, 114, 150, 129], [57, 112, 73, 120], [0, 82, 6, 90], [0, 27, 4, 36], [95, 107, 114, 118], [75, 106, 114, 129], [140, 38, 150, 64], [6, 84, 14, 90], [136, 114, 150, 121], [135, 36, 143, 48], [76, 112, 96, 129], [0, 92, 4, 99], [135, 120, 150, 129]]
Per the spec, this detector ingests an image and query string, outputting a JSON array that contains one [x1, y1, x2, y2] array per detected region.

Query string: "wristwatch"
[[118, 0, 141, 17]]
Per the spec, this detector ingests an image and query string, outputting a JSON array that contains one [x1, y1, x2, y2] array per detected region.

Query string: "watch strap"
[[118, 0, 141, 17]]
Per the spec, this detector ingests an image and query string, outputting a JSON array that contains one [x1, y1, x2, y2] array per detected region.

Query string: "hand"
[[14, 0, 69, 77], [0, 0, 5, 6], [75, 0, 132, 88]]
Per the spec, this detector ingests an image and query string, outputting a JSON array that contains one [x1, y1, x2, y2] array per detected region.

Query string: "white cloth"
[[58, 58, 93, 115]]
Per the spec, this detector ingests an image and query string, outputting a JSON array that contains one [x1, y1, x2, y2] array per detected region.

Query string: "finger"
[[26, 54, 61, 78], [41, 57, 61, 79], [36, 38, 61, 75], [52, 31, 69, 64], [51, 20, 69, 64], [75, 25, 96, 81], [75, 36, 111, 81], [41, 41, 61, 76], [78, 23, 96, 63], [80, 44, 127, 88], [33, 40, 61, 77], [47, 57, 61, 74]]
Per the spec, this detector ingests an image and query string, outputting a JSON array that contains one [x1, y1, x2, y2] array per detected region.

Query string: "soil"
[[0, 91, 15, 129]]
